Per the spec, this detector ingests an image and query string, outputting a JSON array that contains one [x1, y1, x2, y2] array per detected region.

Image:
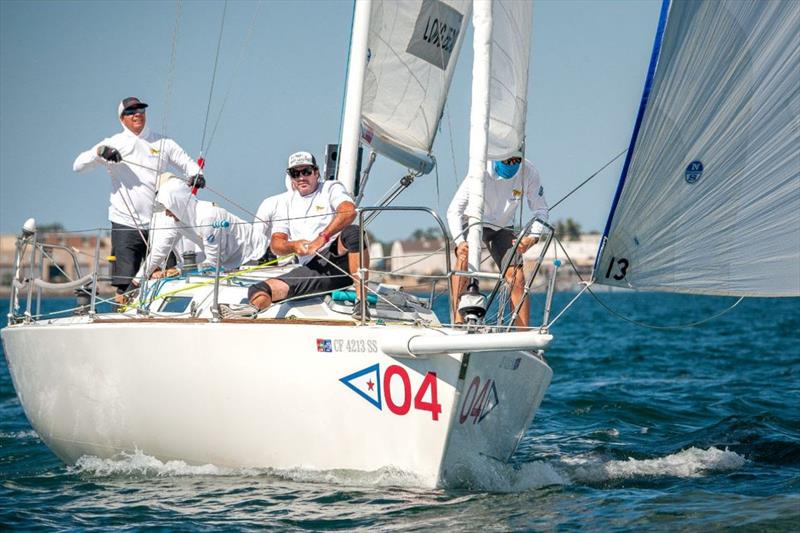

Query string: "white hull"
[[2, 319, 551, 488]]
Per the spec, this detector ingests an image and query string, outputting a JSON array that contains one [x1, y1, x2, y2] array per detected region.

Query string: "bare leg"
[[450, 250, 469, 324], [507, 265, 529, 328], [250, 279, 290, 310], [346, 243, 369, 301]]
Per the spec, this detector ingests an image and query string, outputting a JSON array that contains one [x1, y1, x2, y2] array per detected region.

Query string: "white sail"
[[487, 0, 533, 160], [360, 0, 471, 173], [596, 0, 800, 297]]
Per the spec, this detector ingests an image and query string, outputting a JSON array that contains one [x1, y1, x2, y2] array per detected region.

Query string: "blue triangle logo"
[[340, 363, 382, 410]]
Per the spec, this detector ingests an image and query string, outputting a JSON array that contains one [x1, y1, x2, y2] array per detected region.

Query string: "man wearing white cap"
[[246, 151, 369, 316], [73, 97, 202, 303], [447, 155, 549, 327]]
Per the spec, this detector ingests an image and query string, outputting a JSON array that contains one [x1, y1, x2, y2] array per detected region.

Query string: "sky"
[[0, 0, 662, 242]]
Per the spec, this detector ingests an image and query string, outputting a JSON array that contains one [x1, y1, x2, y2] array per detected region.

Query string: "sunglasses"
[[122, 107, 146, 116], [502, 157, 522, 165], [289, 167, 316, 179]]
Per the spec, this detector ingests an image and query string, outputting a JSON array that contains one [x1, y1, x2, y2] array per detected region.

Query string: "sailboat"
[[2, 0, 798, 489], [1, 0, 553, 489]]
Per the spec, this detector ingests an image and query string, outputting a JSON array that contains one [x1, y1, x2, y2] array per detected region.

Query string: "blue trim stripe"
[[594, 0, 672, 273]]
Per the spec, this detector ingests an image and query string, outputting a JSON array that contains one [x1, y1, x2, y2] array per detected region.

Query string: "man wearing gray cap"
[[73, 97, 202, 304]]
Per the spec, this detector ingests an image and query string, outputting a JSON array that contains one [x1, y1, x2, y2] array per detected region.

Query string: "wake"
[[68, 446, 745, 491]]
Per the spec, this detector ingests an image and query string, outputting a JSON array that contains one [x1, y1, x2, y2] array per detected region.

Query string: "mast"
[[465, 0, 492, 272], [338, 0, 372, 194]]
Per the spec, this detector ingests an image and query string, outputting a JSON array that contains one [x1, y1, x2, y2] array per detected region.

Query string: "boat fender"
[[248, 281, 271, 301]]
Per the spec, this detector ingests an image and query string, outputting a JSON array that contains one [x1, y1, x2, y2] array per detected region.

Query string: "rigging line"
[[552, 235, 745, 330], [587, 286, 745, 330], [140, 0, 183, 300], [203, 183, 260, 221], [199, 0, 228, 155], [204, 0, 263, 157], [549, 148, 627, 211], [110, 175, 149, 247], [444, 105, 459, 184], [151, 0, 183, 207]]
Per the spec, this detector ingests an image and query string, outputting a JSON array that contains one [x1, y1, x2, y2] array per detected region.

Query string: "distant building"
[[387, 234, 600, 276], [0, 233, 113, 293]]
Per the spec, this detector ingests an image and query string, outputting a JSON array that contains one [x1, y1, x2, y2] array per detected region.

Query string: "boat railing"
[[355, 207, 556, 329], [357, 206, 452, 324], [6, 222, 108, 324], [451, 217, 556, 330], [484, 218, 556, 331]]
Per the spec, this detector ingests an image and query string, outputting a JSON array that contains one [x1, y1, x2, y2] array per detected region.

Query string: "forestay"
[[360, 0, 471, 173], [596, 0, 800, 297], [487, 0, 533, 160]]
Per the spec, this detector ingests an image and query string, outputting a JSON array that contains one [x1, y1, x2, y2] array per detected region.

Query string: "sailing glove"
[[97, 145, 122, 163], [187, 174, 206, 189]]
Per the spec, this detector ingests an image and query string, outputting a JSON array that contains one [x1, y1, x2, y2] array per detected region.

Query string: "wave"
[[0, 430, 40, 440], [557, 446, 745, 484], [68, 446, 745, 491], [70, 449, 426, 487]]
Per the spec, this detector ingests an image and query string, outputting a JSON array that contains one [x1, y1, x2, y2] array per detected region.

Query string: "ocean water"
[[1, 293, 798, 530]]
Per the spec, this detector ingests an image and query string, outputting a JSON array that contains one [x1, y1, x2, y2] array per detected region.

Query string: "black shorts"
[[111, 222, 149, 292], [243, 246, 277, 266], [482, 226, 522, 268], [276, 248, 353, 299]]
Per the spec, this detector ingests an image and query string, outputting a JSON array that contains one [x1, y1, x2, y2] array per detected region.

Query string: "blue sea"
[[1, 293, 798, 530]]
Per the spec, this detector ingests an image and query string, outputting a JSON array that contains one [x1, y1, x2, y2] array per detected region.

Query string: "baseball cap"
[[286, 151, 317, 170], [118, 97, 149, 117]]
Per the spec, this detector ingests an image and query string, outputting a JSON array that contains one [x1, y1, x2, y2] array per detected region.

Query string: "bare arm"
[[269, 232, 303, 256], [305, 201, 357, 254]]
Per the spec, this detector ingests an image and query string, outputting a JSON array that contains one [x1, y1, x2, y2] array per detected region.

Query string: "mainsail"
[[360, 0, 471, 174], [595, 0, 800, 297]]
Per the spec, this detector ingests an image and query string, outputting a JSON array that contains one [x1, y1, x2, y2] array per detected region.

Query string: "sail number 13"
[[605, 256, 629, 281]]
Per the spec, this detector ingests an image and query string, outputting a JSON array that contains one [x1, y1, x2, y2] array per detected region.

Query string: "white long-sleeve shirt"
[[153, 179, 267, 273], [134, 212, 206, 280], [73, 125, 201, 228], [447, 159, 549, 244]]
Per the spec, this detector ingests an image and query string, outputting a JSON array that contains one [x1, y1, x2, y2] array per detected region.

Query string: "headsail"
[[359, 0, 471, 174], [595, 0, 800, 297]]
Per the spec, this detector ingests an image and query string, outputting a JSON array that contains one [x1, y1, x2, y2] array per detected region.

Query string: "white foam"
[[71, 449, 249, 477], [272, 465, 429, 488], [70, 449, 427, 487], [69, 447, 744, 490], [559, 446, 746, 483], [474, 461, 569, 492], [0, 429, 40, 439]]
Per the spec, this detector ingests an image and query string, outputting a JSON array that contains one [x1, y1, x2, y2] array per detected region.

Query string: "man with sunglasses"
[[73, 97, 202, 304], [447, 154, 549, 327], [246, 151, 369, 316]]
